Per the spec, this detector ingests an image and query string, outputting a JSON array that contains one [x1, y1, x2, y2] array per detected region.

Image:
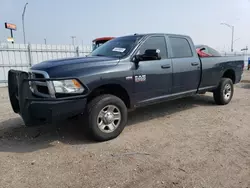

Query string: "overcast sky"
[[1, 0, 250, 52]]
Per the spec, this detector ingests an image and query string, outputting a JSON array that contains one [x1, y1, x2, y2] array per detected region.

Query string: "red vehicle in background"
[[195, 44, 221, 57], [92, 37, 114, 51]]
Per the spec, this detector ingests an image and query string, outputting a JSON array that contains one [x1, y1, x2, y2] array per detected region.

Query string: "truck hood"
[[30, 56, 120, 77]]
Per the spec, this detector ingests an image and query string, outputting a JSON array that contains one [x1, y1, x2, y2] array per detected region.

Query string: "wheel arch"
[[87, 83, 131, 108], [222, 69, 236, 84]]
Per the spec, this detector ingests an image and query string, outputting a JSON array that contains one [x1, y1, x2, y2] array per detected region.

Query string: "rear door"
[[169, 37, 201, 94], [133, 35, 173, 104]]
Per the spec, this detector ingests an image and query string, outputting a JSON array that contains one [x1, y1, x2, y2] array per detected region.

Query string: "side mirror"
[[132, 49, 161, 63], [144, 49, 161, 60]]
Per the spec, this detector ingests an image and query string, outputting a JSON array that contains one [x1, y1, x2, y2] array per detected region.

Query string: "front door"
[[133, 35, 173, 105]]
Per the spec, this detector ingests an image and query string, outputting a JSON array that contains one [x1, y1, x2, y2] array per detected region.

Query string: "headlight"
[[52, 79, 84, 94]]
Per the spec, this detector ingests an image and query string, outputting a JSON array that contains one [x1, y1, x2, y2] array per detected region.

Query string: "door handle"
[[161, 64, 171, 69], [191, 62, 199, 66]]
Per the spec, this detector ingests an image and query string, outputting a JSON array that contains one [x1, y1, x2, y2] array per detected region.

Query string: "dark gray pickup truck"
[[8, 33, 244, 141]]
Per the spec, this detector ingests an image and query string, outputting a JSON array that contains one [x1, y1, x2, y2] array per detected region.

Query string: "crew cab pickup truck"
[[8, 33, 244, 141]]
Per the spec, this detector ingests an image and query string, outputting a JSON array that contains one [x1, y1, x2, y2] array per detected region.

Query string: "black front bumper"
[[8, 70, 87, 126]]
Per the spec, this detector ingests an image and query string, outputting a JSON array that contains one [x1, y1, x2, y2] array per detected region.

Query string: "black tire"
[[85, 94, 127, 141], [213, 78, 234, 105]]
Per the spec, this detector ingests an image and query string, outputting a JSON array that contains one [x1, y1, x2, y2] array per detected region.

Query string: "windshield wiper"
[[94, 54, 106, 57]]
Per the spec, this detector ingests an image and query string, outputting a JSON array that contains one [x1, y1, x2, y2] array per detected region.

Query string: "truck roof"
[[92, 33, 191, 43], [126, 33, 191, 38]]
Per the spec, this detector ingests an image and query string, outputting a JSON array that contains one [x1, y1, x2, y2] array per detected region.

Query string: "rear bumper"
[[8, 70, 87, 126]]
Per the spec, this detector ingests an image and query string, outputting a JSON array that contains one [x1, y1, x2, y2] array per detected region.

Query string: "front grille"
[[29, 70, 55, 98]]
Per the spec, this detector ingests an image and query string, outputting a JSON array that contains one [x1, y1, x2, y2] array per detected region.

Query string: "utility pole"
[[22, 2, 28, 45], [220, 23, 234, 52], [71, 36, 76, 46]]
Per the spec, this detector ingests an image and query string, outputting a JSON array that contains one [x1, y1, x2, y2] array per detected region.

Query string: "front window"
[[90, 35, 143, 58], [136, 36, 168, 59]]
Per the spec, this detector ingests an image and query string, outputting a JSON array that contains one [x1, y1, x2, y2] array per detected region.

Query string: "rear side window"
[[137, 36, 167, 59], [169, 37, 193, 58]]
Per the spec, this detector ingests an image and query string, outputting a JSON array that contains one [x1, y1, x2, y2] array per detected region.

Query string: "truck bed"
[[199, 56, 244, 90]]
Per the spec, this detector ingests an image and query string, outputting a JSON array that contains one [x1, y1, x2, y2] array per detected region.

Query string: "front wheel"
[[85, 94, 128, 141], [213, 78, 234, 105]]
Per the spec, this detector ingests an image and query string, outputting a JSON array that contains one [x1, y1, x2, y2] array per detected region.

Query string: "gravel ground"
[[0, 72, 250, 188], [242, 70, 250, 82]]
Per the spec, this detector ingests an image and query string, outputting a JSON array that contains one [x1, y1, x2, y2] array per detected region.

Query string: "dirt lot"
[[0, 72, 250, 188]]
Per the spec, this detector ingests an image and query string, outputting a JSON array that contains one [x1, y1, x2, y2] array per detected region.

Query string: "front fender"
[[86, 78, 132, 96]]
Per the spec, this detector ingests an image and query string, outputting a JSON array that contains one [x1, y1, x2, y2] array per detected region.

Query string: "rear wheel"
[[85, 94, 127, 141], [213, 78, 234, 105]]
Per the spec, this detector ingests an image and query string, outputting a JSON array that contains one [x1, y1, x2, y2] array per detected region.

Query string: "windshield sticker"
[[112, 47, 126, 53]]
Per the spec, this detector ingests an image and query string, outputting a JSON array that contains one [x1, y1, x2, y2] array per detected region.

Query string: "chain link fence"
[[220, 52, 250, 56], [0, 43, 92, 86]]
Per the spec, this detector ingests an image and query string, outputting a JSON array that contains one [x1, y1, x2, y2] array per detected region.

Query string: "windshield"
[[90, 35, 143, 58]]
